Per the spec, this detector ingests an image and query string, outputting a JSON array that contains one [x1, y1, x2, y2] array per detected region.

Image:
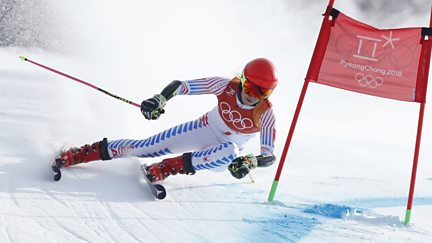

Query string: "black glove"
[[228, 154, 258, 179], [141, 94, 167, 120]]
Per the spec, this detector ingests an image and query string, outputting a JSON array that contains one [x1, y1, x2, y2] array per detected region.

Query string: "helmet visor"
[[240, 74, 273, 100]]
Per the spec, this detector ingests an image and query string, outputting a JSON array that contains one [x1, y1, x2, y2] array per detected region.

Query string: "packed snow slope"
[[1, 0, 432, 242]]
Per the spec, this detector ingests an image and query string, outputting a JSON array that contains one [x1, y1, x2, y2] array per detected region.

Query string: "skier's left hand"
[[228, 154, 258, 179], [141, 94, 167, 120]]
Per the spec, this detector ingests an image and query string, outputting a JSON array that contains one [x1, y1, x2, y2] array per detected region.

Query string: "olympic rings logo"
[[219, 102, 253, 130], [354, 73, 384, 88]]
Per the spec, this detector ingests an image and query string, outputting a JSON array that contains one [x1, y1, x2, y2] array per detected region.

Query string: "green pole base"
[[267, 180, 279, 203], [404, 209, 411, 225]]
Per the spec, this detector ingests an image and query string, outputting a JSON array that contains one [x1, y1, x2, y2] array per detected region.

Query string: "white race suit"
[[106, 77, 276, 172]]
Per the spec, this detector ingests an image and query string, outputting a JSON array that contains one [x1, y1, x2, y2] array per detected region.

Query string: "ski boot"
[[52, 138, 112, 169], [145, 152, 195, 183]]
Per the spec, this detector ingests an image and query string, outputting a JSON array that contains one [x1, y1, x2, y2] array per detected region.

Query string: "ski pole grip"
[[19, 56, 28, 61]]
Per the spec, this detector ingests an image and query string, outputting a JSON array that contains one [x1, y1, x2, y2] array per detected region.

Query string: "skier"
[[52, 58, 278, 182]]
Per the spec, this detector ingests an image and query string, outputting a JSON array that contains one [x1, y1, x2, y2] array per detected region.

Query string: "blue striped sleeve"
[[259, 108, 276, 156], [178, 77, 230, 96]]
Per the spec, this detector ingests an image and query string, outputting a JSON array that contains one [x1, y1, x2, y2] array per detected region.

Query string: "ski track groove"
[[2, 216, 15, 243], [88, 205, 117, 243], [52, 201, 99, 243], [41, 187, 71, 210], [42, 179, 112, 242], [69, 193, 114, 242], [87, 201, 119, 243], [77, 209, 106, 242], [58, 170, 130, 242], [24, 197, 61, 243], [64, 185, 118, 241], [127, 202, 161, 241], [1, 176, 16, 243], [100, 201, 143, 243], [36, 187, 93, 242], [135, 202, 170, 240], [54, 220, 89, 243], [61, 170, 117, 242], [5, 175, 31, 243], [30, 192, 92, 242], [33, 220, 57, 243]]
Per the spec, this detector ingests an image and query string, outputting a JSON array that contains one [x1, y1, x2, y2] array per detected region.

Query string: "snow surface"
[[1, 0, 432, 242]]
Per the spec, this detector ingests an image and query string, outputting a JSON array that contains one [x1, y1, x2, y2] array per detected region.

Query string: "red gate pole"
[[268, 0, 335, 203], [404, 6, 432, 225], [267, 79, 310, 202], [404, 103, 426, 225]]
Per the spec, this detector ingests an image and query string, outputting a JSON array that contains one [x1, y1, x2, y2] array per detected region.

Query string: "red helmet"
[[242, 58, 278, 89]]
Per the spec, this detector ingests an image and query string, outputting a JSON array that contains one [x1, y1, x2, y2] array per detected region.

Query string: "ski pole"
[[19, 56, 141, 108], [248, 172, 255, 183]]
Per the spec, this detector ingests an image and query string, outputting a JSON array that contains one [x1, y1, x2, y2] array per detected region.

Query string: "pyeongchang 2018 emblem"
[[219, 102, 253, 130], [339, 31, 405, 89]]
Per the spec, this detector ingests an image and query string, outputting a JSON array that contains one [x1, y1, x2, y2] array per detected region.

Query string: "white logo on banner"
[[355, 73, 383, 88], [353, 31, 400, 62], [381, 31, 400, 49], [219, 102, 253, 130]]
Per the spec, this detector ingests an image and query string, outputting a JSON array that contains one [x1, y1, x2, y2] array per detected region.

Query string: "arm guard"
[[161, 80, 182, 101]]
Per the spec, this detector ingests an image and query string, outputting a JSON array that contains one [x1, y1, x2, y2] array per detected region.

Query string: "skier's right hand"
[[228, 154, 258, 179], [141, 94, 167, 120]]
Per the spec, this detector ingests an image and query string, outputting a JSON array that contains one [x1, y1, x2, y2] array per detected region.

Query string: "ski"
[[140, 164, 167, 200], [51, 158, 63, 181], [50, 145, 68, 181]]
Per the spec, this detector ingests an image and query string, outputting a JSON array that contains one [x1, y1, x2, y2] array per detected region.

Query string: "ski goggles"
[[240, 74, 273, 100]]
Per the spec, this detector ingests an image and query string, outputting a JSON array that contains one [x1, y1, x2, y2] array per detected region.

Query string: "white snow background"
[[1, 0, 432, 242]]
